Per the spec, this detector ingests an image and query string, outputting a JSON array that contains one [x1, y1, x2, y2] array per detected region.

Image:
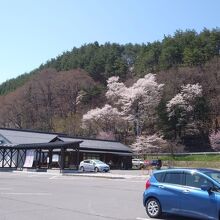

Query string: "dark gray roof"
[[80, 149, 132, 156], [0, 128, 132, 153], [60, 137, 132, 153], [0, 129, 57, 144], [19, 141, 81, 149], [0, 141, 82, 150]]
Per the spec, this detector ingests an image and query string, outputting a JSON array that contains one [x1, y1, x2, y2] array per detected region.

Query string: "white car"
[[79, 159, 110, 172], [132, 159, 144, 169]]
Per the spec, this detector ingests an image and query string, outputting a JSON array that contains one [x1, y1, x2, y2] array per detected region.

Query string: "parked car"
[[141, 159, 162, 169], [143, 168, 220, 219], [79, 159, 110, 172], [150, 159, 162, 169], [132, 159, 144, 169]]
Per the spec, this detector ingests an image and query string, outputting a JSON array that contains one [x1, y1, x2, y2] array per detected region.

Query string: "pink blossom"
[[82, 73, 164, 136], [167, 83, 203, 119], [131, 134, 168, 154], [209, 131, 220, 151]]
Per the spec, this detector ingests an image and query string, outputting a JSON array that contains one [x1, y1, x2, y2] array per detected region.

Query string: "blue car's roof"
[[196, 168, 220, 172], [154, 168, 220, 174], [151, 168, 220, 188]]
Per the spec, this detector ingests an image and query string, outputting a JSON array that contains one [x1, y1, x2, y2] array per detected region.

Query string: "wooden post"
[[2, 149, 5, 168], [60, 148, 65, 170], [38, 149, 42, 168], [10, 149, 13, 168], [76, 145, 80, 170], [42, 152, 45, 166], [0, 149, 3, 168], [48, 149, 53, 169], [16, 150, 19, 168]]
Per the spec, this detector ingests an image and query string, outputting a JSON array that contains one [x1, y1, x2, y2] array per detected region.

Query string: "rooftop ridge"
[[59, 135, 124, 143], [0, 127, 124, 144], [0, 127, 65, 136]]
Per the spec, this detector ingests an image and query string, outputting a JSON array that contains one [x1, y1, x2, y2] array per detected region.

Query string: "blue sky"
[[0, 0, 219, 83]]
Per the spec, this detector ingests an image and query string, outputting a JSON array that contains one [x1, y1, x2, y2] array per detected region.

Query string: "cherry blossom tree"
[[82, 104, 122, 134], [164, 83, 212, 151], [106, 73, 164, 135], [209, 131, 220, 151], [82, 73, 163, 140], [131, 133, 185, 155], [125, 74, 163, 135], [167, 83, 202, 118], [96, 131, 116, 140], [131, 134, 168, 154], [106, 76, 127, 106], [166, 83, 203, 139]]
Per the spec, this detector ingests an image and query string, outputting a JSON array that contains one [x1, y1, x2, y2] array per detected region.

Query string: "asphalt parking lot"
[[0, 171, 196, 220]]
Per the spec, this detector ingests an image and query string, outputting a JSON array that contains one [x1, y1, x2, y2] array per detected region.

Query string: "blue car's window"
[[154, 172, 165, 182], [163, 173, 183, 185], [204, 172, 220, 184], [185, 173, 213, 188]]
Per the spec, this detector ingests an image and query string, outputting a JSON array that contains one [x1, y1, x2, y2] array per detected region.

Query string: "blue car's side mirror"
[[201, 184, 212, 192]]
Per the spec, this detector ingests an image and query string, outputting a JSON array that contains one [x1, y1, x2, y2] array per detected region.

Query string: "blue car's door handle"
[[158, 185, 165, 189], [182, 189, 190, 193]]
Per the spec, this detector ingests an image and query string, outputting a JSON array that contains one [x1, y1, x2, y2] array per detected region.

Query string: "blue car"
[[143, 168, 220, 219]]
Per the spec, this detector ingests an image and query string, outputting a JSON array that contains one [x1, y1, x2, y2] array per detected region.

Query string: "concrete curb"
[[62, 173, 126, 179], [12, 170, 126, 179], [62, 171, 149, 179], [11, 170, 148, 179], [12, 170, 61, 176], [9, 169, 149, 180]]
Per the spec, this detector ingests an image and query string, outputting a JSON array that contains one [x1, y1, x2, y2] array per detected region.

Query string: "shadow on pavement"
[[161, 214, 197, 220]]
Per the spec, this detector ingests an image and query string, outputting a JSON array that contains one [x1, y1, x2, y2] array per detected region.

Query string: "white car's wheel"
[[94, 167, 99, 172], [80, 166, 84, 172], [146, 198, 161, 218]]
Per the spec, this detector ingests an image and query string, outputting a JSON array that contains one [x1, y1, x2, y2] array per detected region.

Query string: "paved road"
[[0, 172, 196, 220]]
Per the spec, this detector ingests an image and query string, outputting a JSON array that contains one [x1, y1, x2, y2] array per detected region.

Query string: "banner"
[[23, 150, 35, 168]]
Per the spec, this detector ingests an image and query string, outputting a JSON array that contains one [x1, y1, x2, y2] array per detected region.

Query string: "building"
[[0, 128, 132, 170]]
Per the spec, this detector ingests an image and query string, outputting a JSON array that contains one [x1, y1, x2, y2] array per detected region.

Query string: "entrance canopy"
[[0, 141, 82, 169], [0, 128, 133, 170]]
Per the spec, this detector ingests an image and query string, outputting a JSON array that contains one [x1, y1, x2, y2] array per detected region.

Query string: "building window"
[[83, 153, 100, 160]]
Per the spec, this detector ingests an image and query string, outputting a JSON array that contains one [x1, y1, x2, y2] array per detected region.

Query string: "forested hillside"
[[0, 28, 220, 152], [0, 28, 219, 95]]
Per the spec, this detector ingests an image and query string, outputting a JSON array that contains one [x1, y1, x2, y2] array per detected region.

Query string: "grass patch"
[[147, 154, 220, 162]]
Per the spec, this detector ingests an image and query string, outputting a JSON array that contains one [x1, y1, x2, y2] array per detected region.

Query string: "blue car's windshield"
[[204, 171, 220, 184]]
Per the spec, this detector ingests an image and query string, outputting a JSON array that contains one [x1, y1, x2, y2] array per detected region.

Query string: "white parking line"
[[28, 175, 38, 177], [108, 179, 145, 183], [1, 192, 51, 196], [49, 176, 57, 179], [50, 176, 92, 181], [129, 180, 146, 183], [0, 188, 13, 190], [136, 217, 149, 220], [8, 173, 21, 176], [28, 174, 52, 177]]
